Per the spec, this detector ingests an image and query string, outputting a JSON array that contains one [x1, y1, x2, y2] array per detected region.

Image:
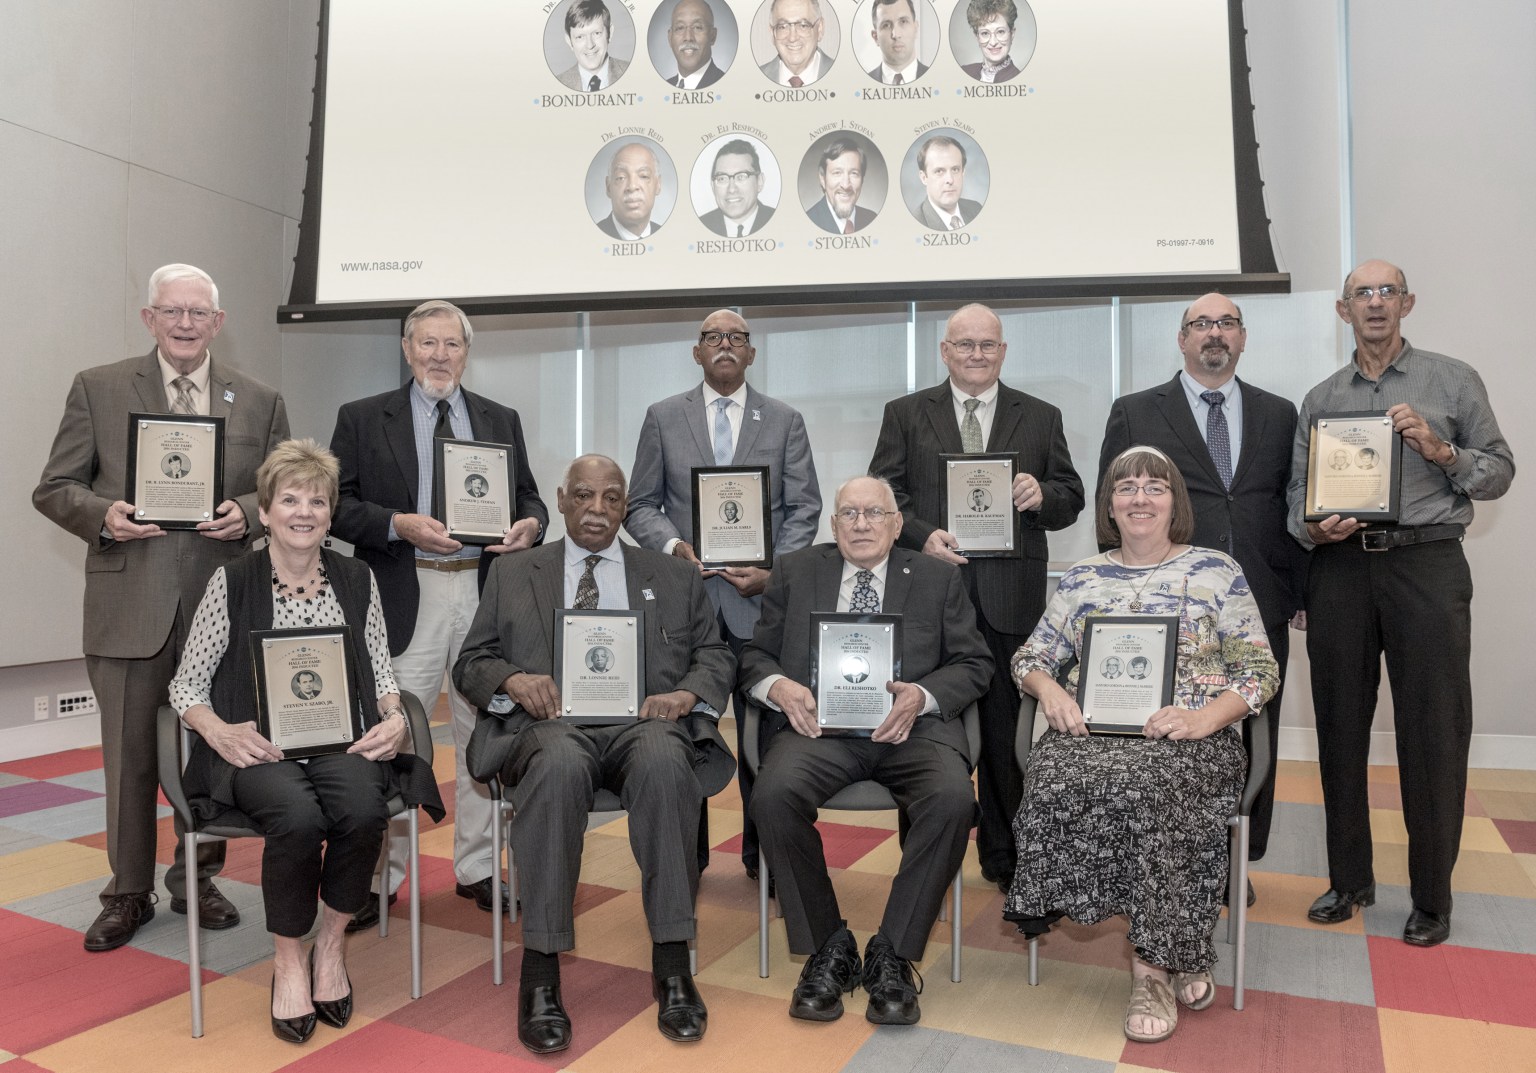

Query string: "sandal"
[[1123, 975, 1177, 1043], [1172, 970, 1215, 1011]]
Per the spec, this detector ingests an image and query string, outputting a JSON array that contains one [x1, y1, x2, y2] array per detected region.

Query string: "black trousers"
[[1305, 538, 1473, 915], [1245, 620, 1289, 860], [971, 612, 1030, 878], [699, 614, 761, 873], [753, 732, 974, 962], [232, 753, 390, 937]]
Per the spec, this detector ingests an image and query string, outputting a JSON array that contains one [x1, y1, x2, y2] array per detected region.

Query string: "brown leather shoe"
[[84, 893, 156, 952], [169, 882, 241, 930]]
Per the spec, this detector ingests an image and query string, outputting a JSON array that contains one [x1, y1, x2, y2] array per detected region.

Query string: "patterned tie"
[[433, 399, 452, 440], [713, 397, 733, 465], [892, 73, 904, 85], [587, 75, 600, 91], [573, 554, 602, 610], [170, 376, 196, 415], [789, 75, 804, 88], [949, 215, 961, 231], [850, 569, 880, 613], [1201, 390, 1233, 489], [961, 397, 984, 453]]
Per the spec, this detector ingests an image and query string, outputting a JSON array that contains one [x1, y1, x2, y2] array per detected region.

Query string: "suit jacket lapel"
[[132, 351, 168, 412], [1232, 379, 1264, 488], [530, 540, 565, 655], [383, 383, 420, 510], [881, 550, 913, 613], [207, 361, 233, 419], [922, 384, 965, 454], [734, 384, 765, 461], [683, 385, 715, 463], [988, 386, 1024, 452], [814, 546, 845, 610], [1154, 375, 1223, 487]]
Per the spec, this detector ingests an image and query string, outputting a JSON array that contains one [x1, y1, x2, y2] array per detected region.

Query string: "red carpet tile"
[[283, 1019, 550, 1072], [1367, 936, 1536, 1029], [717, 821, 894, 870], [0, 909, 216, 1054], [1493, 818, 1536, 854], [388, 953, 654, 1063], [0, 747, 104, 780], [0, 781, 101, 819], [1120, 986, 1387, 1073]]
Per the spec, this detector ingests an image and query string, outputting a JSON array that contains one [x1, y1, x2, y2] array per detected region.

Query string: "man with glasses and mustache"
[[35, 263, 289, 951], [740, 475, 991, 1026], [1098, 293, 1306, 898], [1287, 260, 1514, 948], [628, 310, 821, 880], [700, 139, 776, 237], [870, 302, 1083, 895], [760, 0, 834, 87]]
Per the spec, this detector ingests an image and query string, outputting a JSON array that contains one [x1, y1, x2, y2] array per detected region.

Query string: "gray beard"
[[1198, 348, 1232, 374], [417, 378, 455, 401]]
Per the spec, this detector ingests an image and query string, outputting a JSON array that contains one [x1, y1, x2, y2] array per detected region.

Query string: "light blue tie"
[[713, 398, 733, 465]]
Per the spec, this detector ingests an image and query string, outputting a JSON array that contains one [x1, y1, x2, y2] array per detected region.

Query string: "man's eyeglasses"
[[833, 507, 893, 524], [699, 330, 750, 347], [711, 171, 758, 186], [150, 306, 216, 323], [1344, 284, 1407, 303], [1111, 482, 1170, 497], [772, 19, 817, 36], [1182, 317, 1242, 333], [944, 338, 1002, 356]]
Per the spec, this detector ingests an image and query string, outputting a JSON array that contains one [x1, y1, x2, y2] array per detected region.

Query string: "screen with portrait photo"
[[285, 0, 1282, 321]]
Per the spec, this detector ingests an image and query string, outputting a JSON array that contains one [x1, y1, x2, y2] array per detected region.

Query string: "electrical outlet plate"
[[34, 696, 50, 721], [56, 691, 99, 718]]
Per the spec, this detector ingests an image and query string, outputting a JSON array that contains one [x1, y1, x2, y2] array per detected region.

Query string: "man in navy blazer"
[[1099, 293, 1307, 870], [869, 303, 1084, 890], [628, 309, 821, 877], [330, 300, 547, 924]]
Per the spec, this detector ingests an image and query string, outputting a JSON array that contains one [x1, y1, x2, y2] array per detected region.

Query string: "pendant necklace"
[[1120, 546, 1176, 612]]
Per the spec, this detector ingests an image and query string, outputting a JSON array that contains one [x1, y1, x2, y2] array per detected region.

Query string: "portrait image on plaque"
[[125, 412, 225, 529], [1075, 616, 1177, 736], [1303, 410, 1402, 523], [434, 438, 515, 544], [810, 612, 902, 734], [691, 465, 773, 567], [941, 452, 1019, 557], [554, 609, 646, 725], [250, 627, 362, 759]]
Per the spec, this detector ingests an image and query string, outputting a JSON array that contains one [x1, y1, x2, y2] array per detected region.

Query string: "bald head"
[[606, 143, 662, 233], [1177, 292, 1246, 386], [832, 475, 903, 569]]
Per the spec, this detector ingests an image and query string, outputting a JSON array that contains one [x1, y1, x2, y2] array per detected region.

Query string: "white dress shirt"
[[158, 351, 211, 414], [1179, 371, 1243, 471], [950, 379, 1000, 446]]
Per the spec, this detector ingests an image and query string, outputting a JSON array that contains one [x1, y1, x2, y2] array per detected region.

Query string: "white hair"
[[147, 264, 219, 309], [403, 299, 474, 346], [833, 473, 898, 509], [559, 453, 626, 491]]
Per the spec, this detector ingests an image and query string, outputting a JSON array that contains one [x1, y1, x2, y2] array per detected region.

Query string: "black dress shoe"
[[744, 865, 777, 898], [862, 933, 922, 1025], [1403, 908, 1451, 947], [1223, 879, 1258, 908], [271, 976, 317, 1044], [1307, 883, 1376, 924], [518, 983, 572, 1054], [653, 972, 707, 1042], [309, 948, 354, 1029], [84, 893, 156, 952], [345, 891, 399, 933], [456, 877, 512, 913], [789, 927, 861, 1022], [169, 882, 240, 930], [980, 863, 1015, 896]]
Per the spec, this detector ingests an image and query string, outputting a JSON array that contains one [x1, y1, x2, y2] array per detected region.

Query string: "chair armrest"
[[155, 704, 197, 829], [960, 702, 981, 768], [742, 702, 764, 774], [399, 691, 434, 767], [1014, 695, 1038, 770], [1237, 705, 1271, 817]]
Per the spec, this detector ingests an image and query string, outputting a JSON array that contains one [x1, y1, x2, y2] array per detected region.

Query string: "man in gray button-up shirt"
[[1286, 259, 1514, 949]]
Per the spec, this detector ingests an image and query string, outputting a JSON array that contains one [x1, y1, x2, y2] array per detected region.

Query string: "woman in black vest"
[[171, 439, 425, 1044]]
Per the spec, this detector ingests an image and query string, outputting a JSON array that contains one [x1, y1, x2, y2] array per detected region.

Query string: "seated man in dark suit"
[[740, 475, 992, 1026], [454, 454, 735, 1053]]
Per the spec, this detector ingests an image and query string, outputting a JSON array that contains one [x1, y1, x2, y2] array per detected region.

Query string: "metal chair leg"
[[186, 832, 205, 1038], [407, 809, 422, 999], [1233, 816, 1251, 1011], [491, 801, 505, 986], [949, 870, 963, 983], [1027, 936, 1039, 986], [758, 859, 771, 978]]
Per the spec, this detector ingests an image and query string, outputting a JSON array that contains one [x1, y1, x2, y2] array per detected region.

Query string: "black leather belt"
[[1360, 523, 1465, 552]]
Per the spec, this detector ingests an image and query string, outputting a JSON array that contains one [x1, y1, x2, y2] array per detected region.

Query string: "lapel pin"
[[752, 409, 762, 421], [903, 567, 911, 574], [642, 588, 656, 601], [223, 389, 235, 403]]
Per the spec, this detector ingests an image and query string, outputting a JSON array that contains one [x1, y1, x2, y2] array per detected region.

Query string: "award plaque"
[[1303, 411, 1402, 523], [125, 413, 225, 529], [434, 438, 516, 544], [810, 613, 902, 735], [691, 465, 773, 568], [250, 627, 363, 758], [941, 453, 1020, 558], [1076, 616, 1177, 736], [554, 609, 646, 725]]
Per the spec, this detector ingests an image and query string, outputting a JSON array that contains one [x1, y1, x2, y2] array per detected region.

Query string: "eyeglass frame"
[[832, 507, 895, 524], [1343, 284, 1409, 303], [1111, 481, 1171, 497], [1181, 316, 1243, 333], [149, 305, 219, 323], [943, 338, 1003, 356], [699, 330, 751, 348], [771, 18, 819, 36]]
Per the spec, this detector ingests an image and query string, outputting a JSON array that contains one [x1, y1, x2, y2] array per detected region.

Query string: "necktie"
[[892, 73, 904, 85], [1201, 390, 1233, 488], [573, 554, 602, 610], [850, 569, 880, 613], [433, 399, 453, 440], [949, 215, 962, 231], [170, 376, 196, 415], [712, 398, 733, 465], [736, 224, 744, 238], [587, 75, 600, 91], [961, 397, 984, 453], [789, 75, 804, 88], [842, 217, 853, 235]]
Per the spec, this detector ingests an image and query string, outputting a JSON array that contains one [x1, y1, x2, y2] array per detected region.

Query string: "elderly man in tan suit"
[[34, 263, 289, 951]]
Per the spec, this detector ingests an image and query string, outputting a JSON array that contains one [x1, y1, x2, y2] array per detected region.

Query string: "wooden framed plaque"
[[125, 413, 225, 529], [434, 437, 515, 544], [691, 465, 773, 568], [941, 453, 1020, 558], [250, 627, 363, 758], [554, 609, 645, 725], [1303, 411, 1402, 524], [810, 612, 902, 735], [1075, 616, 1177, 736]]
